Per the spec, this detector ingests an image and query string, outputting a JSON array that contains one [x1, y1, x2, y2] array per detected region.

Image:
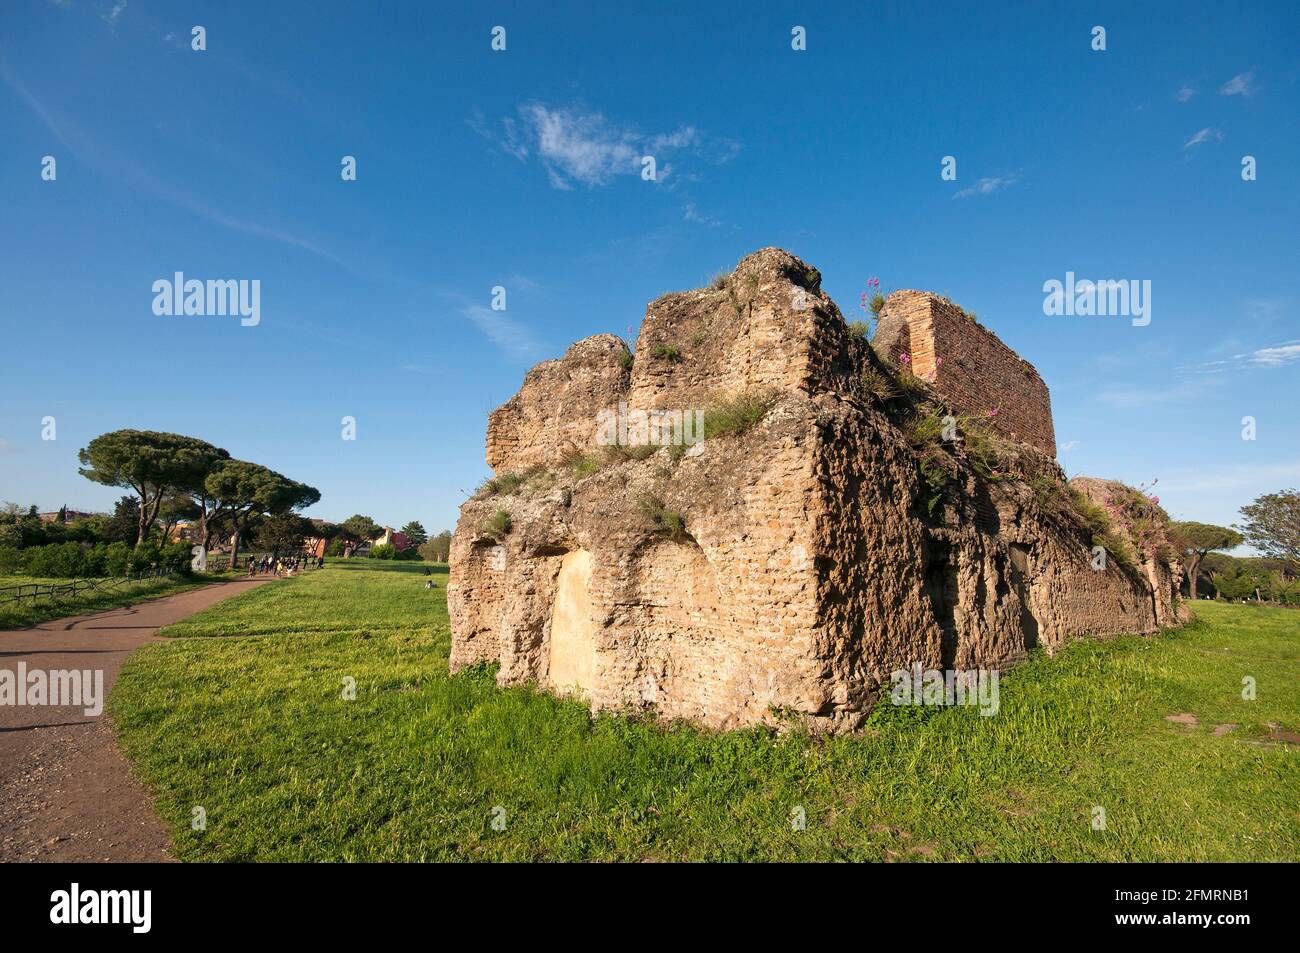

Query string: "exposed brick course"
[[874, 291, 1056, 456]]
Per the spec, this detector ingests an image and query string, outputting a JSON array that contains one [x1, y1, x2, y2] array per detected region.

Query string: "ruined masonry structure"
[[449, 248, 1184, 732]]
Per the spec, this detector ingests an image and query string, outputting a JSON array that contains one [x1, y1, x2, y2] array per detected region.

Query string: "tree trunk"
[[137, 493, 150, 545], [138, 488, 164, 545], [1187, 553, 1202, 600], [230, 528, 242, 572]]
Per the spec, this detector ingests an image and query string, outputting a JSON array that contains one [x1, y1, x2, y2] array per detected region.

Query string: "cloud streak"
[[1179, 338, 1300, 374], [1219, 70, 1257, 97], [953, 174, 1020, 199], [0, 57, 347, 269], [473, 103, 738, 190], [1183, 127, 1223, 150]]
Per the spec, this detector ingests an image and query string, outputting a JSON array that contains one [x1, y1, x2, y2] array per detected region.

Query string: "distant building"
[[38, 508, 100, 525], [303, 519, 337, 559], [372, 527, 412, 551], [168, 520, 202, 543]]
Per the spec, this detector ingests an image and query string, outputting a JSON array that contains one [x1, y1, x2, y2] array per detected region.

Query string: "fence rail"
[[0, 551, 326, 608], [0, 568, 178, 607]]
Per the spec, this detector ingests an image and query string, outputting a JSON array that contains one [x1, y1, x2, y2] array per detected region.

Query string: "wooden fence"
[[0, 567, 178, 607]]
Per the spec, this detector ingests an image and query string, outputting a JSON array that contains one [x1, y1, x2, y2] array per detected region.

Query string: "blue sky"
[[1, 1, 1297, 544]]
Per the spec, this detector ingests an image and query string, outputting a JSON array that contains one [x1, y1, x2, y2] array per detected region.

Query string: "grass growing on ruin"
[[481, 509, 512, 540], [702, 389, 776, 440], [111, 572, 1299, 862], [637, 494, 688, 541]]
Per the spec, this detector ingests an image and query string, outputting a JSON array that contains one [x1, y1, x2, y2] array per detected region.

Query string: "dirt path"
[[0, 578, 270, 862]]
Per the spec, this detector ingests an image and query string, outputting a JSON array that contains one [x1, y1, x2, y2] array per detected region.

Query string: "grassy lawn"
[[0, 572, 222, 629], [110, 566, 1299, 861]]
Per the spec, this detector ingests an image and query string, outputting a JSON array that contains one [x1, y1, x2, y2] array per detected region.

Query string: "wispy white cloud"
[[1059, 440, 1080, 452], [1183, 127, 1223, 150], [953, 174, 1020, 199], [1219, 69, 1257, 97], [1175, 84, 1196, 103], [1179, 338, 1300, 374], [1248, 341, 1300, 367], [0, 58, 347, 269], [100, 0, 127, 27], [472, 103, 737, 190], [683, 202, 720, 227], [460, 303, 546, 361]]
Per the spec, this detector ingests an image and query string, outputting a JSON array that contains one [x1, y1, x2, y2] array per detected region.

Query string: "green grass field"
[[109, 563, 1299, 861], [0, 572, 219, 629]]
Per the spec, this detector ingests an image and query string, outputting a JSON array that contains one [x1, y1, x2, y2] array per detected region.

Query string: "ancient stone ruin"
[[448, 248, 1185, 732]]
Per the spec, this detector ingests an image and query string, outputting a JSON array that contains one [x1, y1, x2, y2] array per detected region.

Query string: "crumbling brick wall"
[[874, 291, 1057, 456], [485, 335, 630, 472], [449, 249, 1179, 733]]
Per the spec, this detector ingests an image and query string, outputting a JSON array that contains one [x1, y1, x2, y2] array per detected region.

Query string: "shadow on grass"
[[325, 559, 448, 575]]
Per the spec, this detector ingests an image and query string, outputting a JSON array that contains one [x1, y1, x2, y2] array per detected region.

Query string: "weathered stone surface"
[[486, 334, 630, 472], [449, 248, 1184, 732]]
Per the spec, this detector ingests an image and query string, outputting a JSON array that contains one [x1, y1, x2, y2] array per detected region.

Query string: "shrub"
[[566, 452, 605, 480], [481, 465, 548, 497], [128, 542, 161, 575], [370, 543, 397, 560], [895, 367, 929, 399], [83, 542, 109, 577], [326, 540, 346, 557], [160, 542, 193, 574], [565, 444, 657, 482], [24, 541, 88, 578], [651, 344, 683, 363], [619, 347, 634, 370], [918, 449, 956, 520], [482, 510, 512, 541], [1026, 472, 1063, 510], [104, 541, 131, 576], [905, 405, 948, 448], [703, 389, 776, 440], [638, 495, 687, 541], [869, 292, 886, 315], [958, 416, 1003, 481], [1066, 487, 1136, 573], [0, 546, 20, 574], [847, 320, 871, 342], [861, 365, 899, 401], [709, 271, 729, 291]]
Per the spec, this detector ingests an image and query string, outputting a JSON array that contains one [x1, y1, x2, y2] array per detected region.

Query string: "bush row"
[[0, 541, 195, 579]]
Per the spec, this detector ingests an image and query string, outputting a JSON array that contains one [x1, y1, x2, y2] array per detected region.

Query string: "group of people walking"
[[245, 554, 325, 577]]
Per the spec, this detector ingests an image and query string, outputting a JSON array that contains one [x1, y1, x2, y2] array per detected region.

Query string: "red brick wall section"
[[875, 291, 1056, 456]]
